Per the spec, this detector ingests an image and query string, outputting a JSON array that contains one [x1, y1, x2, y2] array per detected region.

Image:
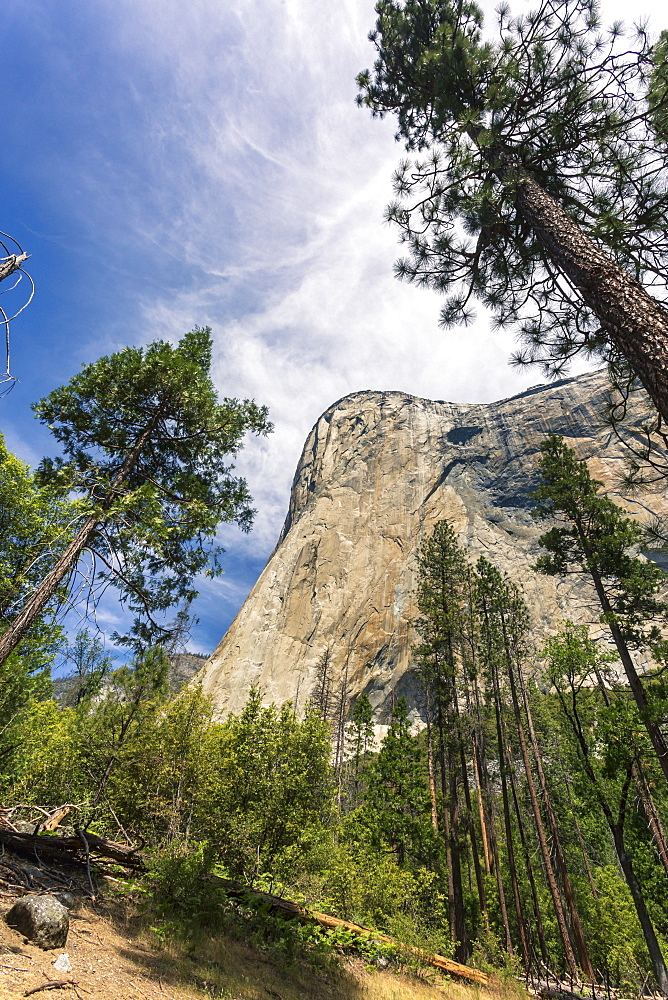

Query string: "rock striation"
[[200, 370, 664, 722]]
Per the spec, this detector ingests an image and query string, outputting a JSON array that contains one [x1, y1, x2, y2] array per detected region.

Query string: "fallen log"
[[207, 875, 489, 987], [0, 828, 146, 870]]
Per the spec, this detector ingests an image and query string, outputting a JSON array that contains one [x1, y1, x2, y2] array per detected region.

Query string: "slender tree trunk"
[[0, 408, 165, 665], [472, 742, 491, 872], [455, 700, 487, 924], [448, 723, 468, 961], [493, 695, 527, 964], [557, 683, 668, 993], [506, 735, 550, 966], [469, 662, 492, 875], [512, 658, 595, 982], [442, 620, 468, 961], [425, 689, 439, 831], [436, 698, 457, 945], [509, 167, 668, 424], [565, 781, 599, 901], [587, 560, 668, 785], [502, 656, 580, 978], [478, 603, 523, 957], [334, 660, 349, 816], [473, 697, 512, 949], [633, 758, 668, 879]]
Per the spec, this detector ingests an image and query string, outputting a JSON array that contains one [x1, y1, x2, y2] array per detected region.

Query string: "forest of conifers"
[[2, 410, 668, 993], [3, 0, 668, 992]]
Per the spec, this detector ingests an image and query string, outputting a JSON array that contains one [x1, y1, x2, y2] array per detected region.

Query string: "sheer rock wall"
[[200, 370, 662, 722]]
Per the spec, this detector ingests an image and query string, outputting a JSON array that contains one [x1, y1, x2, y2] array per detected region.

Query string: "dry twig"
[[24, 981, 78, 996]]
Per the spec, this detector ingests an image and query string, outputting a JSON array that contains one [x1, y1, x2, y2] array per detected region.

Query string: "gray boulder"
[[54, 892, 76, 911], [13, 821, 37, 834], [5, 895, 69, 949]]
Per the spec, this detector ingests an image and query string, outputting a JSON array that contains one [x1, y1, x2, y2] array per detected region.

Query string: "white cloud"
[[8, 0, 663, 647]]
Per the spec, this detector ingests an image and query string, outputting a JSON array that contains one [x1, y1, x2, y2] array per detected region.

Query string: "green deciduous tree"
[[0, 327, 271, 662], [533, 434, 668, 782], [206, 690, 335, 884], [0, 432, 74, 642], [77, 646, 171, 818], [357, 0, 668, 421], [0, 433, 74, 771]]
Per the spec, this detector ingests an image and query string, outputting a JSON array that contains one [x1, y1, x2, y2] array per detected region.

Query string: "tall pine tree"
[[357, 0, 668, 421]]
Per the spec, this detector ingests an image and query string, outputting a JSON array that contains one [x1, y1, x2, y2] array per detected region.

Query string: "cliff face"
[[200, 370, 661, 721]]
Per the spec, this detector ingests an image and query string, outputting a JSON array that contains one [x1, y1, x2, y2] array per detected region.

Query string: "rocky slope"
[[200, 370, 663, 722]]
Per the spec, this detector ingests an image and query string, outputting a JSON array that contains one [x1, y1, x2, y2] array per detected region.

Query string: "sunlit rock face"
[[200, 370, 663, 722]]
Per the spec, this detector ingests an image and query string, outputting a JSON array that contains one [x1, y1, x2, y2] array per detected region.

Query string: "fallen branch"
[[0, 829, 146, 870], [24, 981, 77, 996], [42, 806, 76, 833], [207, 876, 489, 987]]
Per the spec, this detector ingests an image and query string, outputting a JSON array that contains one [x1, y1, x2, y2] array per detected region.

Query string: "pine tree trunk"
[[506, 736, 550, 966], [436, 699, 457, 945], [587, 559, 668, 785], [472, 742, 491, 872], [557, 687, 668, 994], [448, 730, 468, 961], [474, 704, 512, 949], [633, 758, 668, 880], [469, 666, 492, 874], [478, 604, 524, 957], [510, 168, 668, 424], [502, 656, 580, 978], [566, 782, 599, 901], [425, 691, 440, 831], [513, 658, 595, 982], [494, 696, 528, 964], [0, 409, 164, 665], [455, 701, 487, 923]]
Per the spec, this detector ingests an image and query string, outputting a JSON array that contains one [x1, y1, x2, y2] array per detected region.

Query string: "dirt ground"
[[0, 894, 513, 1000], [0, 899, 192, 1000], [0, 842, 514, 1000]]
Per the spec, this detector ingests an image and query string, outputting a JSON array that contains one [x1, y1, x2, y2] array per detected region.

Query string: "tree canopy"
[[357, 0, 668, 420], [0, 327, 271, 662]]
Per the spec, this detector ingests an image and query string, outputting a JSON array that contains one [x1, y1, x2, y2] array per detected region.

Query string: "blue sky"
[[0, 0, 664, 657]]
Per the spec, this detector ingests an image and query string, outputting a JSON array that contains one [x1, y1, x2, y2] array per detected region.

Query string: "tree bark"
[[511, 168, 668, 425], [436, 696, 457, 946], [455, 701, 487, 924], [448, 725, 468, 961], [425, 690, 440, 831]]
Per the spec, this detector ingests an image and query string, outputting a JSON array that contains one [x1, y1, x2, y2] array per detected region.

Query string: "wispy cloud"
[[1, 0, 659, 650]]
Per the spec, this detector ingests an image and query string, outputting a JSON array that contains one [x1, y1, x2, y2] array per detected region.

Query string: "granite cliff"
[[200, 369, 663, 722]]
